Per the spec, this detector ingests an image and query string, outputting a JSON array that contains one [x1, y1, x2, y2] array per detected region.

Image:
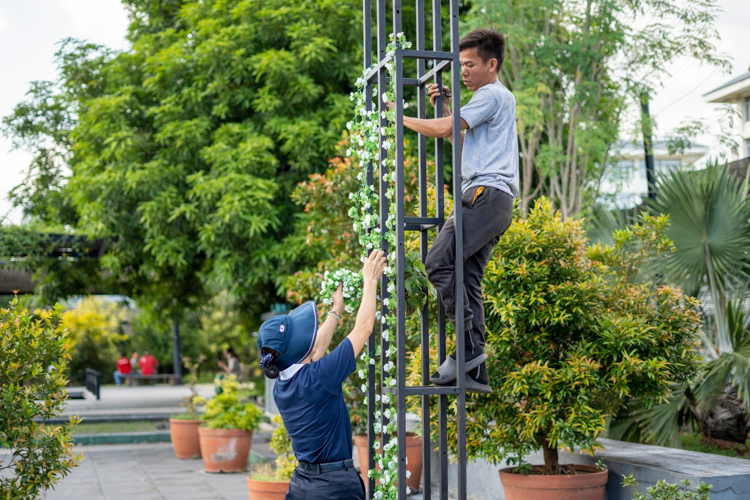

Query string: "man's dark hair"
[[226, 347, 236, 356], [459, 28, 506, 70], [121, 352, 126, 357]]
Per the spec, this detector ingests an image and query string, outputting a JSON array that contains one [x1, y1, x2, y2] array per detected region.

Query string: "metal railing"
[[85, 368, 101, 400], [363, 1, 466, 498]]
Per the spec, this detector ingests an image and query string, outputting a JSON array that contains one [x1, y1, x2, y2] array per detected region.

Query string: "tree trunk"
[[699, 387, 750, 444], [542, 438, 560, 475]]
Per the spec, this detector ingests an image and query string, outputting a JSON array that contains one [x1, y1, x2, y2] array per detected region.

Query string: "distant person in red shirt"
[[139, 351, 158, 376], [114, 352, 131, 386]]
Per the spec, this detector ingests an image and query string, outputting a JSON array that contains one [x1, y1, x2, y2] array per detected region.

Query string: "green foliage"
[[0, 297, 81, 497], [463, 0, 728, 218], [180, 355, 207, 419], [269, 414, 297, 481], [201, 376, 263, 432], [623, 474, 712, 500], [416, 199, 702, 472], [1, 0, 365, 317]]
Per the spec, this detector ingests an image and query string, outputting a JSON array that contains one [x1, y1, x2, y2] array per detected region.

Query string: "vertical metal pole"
[[172, 315, 182, 385], [392, 1, 408, 497], [432, 2, 448, 499], [416, 0, 431, 498], [448, 0, 466, 498], [640, 93, 657, 200], [364, 1, 376, 497], [376, 0, 390, 482]]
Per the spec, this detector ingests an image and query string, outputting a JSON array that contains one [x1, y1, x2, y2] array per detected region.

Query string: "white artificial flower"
[[358, 369, 365, 379], [353, 223, 359, 232], [406, 470, 411, 478], [382, 394, 390, 404], [374, 441, 381, 450], [345, 304, 354, 314], [374, 492, 383, 500], [385, 62, 393, 71], [380, 478, 386, 485], [383, 297, 389, 306], [389, 379, 396, 387], [381, 315, 387, 324], [361, 384, 367, 392], [391, 172, 397, 182], [382, 92, 388, 103], [389, 461, 396, 470], [382, 331, 390, 342], [349, 92, 355, 101], [370, 358, 376, 365], [380, 127, 386, 136], [346, 122, 352, 130], [346, 149, 352, 156], [381, 111, 387, 119], [387, 283, 395, 293], [375, 394, 381, 402], [384, 409, 391, 419], [381, 159, 388, 166], [382, 140, 392, 150]]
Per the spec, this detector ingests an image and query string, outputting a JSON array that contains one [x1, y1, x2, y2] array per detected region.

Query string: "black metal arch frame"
[[362, 1, 467, 499]]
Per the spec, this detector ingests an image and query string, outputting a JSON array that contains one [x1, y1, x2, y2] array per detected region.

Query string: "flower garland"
[[344, 32, 412, 499], [320, 269, 363, 314]]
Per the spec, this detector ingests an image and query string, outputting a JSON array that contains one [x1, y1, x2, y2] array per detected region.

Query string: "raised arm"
[[348, 250, 387, 358], [309, 284, 344, 362]]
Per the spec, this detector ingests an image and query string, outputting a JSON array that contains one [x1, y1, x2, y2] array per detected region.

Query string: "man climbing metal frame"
[[403, 28, 518, 394], [361, 0, 519, 498]]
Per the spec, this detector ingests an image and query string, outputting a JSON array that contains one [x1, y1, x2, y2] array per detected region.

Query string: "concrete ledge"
[[430, 438, 750, 500]]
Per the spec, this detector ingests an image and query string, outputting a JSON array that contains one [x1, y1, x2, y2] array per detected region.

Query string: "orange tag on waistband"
[[472, 187, 485, 205]]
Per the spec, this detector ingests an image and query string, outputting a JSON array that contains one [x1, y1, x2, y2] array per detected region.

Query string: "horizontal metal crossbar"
[[365, 52, 455, 84], [403, 385, 461, 395], [404, 216, 440, 232], [403, 49, 455, 61]]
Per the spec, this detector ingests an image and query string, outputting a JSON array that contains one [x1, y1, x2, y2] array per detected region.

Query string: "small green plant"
[[270, 414, 297, 481], [201, 376, 263, 431], [178, 354, 207, 419], [624, 474, 712, 499], [0, 296, 81, 497]]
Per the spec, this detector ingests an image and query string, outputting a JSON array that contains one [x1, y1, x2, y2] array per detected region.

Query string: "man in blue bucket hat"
[[258, 250, 386, 500]]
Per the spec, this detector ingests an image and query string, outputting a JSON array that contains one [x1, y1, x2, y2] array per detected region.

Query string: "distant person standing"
[[218, 348, 242, 380], [215, 347, 242, 394], [114, 352, 131, 386], [130, 352, 140, 372]]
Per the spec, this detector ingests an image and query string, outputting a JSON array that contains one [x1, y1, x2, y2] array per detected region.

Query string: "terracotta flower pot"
[[169, 418, 202, 459], [354, 433, 423, 492], [499, 464, 608, 500], [247, 477, 289, 500], [198, 427, 253, 473]]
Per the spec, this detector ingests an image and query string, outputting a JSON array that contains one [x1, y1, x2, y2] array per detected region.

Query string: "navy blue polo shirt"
[[273, 338, 356, 464]]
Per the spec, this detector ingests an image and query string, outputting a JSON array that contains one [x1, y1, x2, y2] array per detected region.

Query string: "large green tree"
[[462, 0, 729, 219], [2, 0, 362, 316]]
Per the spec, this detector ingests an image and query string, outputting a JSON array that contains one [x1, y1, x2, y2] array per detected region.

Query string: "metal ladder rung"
[[404, 217, 440, 232], [403, 385, 462, 396]]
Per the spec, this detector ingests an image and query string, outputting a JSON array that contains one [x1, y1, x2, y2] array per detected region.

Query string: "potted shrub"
[[1, 297, 81, 495], [412, 200, 703, 500], [170, 354, 206, 459], [247, 415, 297, 499], [199, 376, 263, 473]]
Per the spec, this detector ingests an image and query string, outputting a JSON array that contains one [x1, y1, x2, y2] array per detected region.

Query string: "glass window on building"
[[745, 96, 750, 122], [618, 160, 635, 177], [656, 160, 682, 173]]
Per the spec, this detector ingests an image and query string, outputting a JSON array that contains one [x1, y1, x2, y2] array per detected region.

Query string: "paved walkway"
[[42, 443, 250, 500]]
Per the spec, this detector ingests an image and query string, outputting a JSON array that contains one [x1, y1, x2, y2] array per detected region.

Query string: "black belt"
[[298, 459, 354, 473]]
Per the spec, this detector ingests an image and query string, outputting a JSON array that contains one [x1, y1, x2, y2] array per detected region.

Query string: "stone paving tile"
[[44, 443, 250, 500]]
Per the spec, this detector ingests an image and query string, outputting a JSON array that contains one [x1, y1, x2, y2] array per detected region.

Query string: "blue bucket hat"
[[257, 301, 318, 376]]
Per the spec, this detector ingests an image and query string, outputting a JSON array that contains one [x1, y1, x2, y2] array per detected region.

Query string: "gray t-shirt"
[[460, 80, 519, 198]]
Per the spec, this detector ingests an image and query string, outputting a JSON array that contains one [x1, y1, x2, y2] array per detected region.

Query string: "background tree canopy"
[[2, 0, 363, 317]]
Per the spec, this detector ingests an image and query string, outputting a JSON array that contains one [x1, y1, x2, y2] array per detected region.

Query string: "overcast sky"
[[1, 0, 748, 225]]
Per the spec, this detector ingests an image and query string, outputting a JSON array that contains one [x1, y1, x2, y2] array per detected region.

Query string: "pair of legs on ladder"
[[425, 186, 513, 393]]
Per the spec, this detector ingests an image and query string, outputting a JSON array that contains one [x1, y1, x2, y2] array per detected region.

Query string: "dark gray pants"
[[285, 466, 365, 500], [425, 186, 514, 359]]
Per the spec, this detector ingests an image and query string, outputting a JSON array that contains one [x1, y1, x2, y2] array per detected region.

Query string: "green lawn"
[[71, 420, 169, 434], [681, 432, 749, 459]]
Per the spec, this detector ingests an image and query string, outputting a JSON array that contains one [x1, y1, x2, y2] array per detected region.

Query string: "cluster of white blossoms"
[[343, 32, 412, 500], [319, 268, 363, 314]]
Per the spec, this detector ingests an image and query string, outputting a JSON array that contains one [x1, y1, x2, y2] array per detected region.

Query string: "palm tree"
[[610, 162, 750, 446]]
